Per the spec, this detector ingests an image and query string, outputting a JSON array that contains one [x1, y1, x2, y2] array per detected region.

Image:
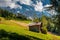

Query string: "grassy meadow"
[[0, 19, 60, 40], [0, 0, 60, 40]]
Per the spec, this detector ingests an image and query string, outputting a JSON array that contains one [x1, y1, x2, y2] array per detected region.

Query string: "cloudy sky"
[[0, 0, 51, 11], [0, 0, 32, 7], [0, 0, 56, 16]]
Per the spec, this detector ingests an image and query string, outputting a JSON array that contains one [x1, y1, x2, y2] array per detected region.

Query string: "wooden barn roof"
[[29, 22, 41, 26]]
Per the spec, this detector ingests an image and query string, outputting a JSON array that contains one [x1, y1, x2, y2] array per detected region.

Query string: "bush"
[[0, 17, 4, 21], [0, 17, 4, 23], [40, 15, 48, 34], [41, 27, 47, 34], [0, 18, 1, 21]]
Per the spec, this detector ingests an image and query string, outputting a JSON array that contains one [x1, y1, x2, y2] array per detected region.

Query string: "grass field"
[[0, 20, 60, 40]]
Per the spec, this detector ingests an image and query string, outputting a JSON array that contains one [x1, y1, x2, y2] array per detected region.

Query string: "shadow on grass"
[[0, 29, 43, 40]]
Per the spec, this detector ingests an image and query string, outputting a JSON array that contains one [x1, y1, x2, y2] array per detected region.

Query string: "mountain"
[[0, 0, 51, 18]]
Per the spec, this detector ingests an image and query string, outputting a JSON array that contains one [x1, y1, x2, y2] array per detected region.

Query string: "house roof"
[[29, 22, 41, 26]]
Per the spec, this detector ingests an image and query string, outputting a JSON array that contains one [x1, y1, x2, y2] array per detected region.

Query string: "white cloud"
[[47, 10, 57, 15], [9, 0, 32, 9], [19, 5, 22, 9], [0, 0, 12, 7], [11, 0, 32, 5], [9, 2, 22, 9], [0, 0, 31, 8], [9, 3, 16, 9], [17, 11, 20, 13], [0, 0, 32, 7], [19, 0, 32, 5], [0, 0, 23, 9], [28, 16, 33, 21], [12, 0, 20, 2], [26, 9, 29, 11], [44, 4, 52, 8], [34, 1, 43, 12]]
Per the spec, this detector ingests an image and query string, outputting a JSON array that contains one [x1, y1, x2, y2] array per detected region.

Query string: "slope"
[[0, 20, 60, 40]]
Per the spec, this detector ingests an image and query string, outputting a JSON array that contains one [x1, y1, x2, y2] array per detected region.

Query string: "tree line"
[[0, 0, 60, 35], [50, 0, 60, 34], [0, 8, 27, 20]]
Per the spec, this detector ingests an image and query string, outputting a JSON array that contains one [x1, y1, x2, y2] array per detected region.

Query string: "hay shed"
[[29, 22, 42, 33]]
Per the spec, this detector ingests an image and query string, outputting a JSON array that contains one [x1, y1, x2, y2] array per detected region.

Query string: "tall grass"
[[0, 20, 60, 40]]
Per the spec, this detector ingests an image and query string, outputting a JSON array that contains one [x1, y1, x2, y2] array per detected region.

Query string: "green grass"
[[0, 20, 60, 40], [14, 19, 31, 24]]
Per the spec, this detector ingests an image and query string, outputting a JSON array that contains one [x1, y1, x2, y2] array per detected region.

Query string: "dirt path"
[[10, 20, 29, 28]]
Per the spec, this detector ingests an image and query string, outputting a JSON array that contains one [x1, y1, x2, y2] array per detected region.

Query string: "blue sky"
[[0, 0, 55, 16], [0, 0, 50, 9]]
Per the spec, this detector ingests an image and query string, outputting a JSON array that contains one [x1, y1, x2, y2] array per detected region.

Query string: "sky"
[[0, 0, 56, 15], [0, 0, 51, 11]]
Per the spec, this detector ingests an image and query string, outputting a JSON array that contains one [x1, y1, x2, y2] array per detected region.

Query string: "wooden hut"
[[29, 22, 42, 33]]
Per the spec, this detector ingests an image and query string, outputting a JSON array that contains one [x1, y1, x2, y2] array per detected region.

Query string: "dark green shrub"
[[41, 27, 47, 34]]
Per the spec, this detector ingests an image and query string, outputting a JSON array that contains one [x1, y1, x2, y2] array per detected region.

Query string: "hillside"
[[0, 19, 60, 40], [0, 0, 60, 40]]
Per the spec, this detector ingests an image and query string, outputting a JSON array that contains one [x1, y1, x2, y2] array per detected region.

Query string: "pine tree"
[[51, 0, 60, 34]]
